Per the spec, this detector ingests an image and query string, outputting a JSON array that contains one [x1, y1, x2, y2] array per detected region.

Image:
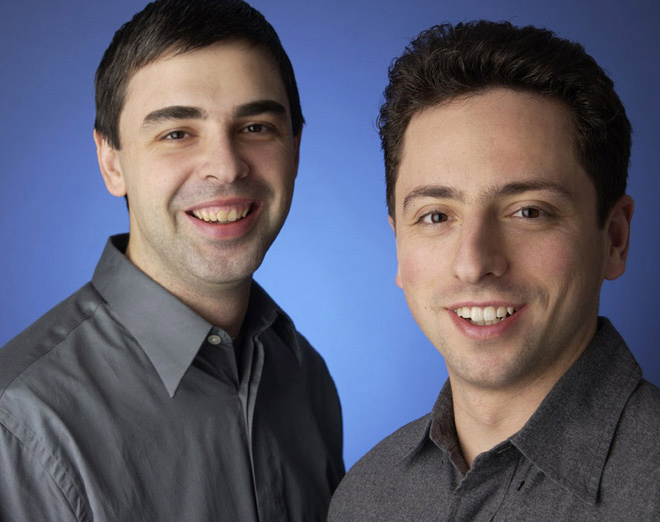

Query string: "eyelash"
[[244, 123, 265, 133], [162, 130, 190, 141], [417, 211, 451, 225], [242, 122, 280, 136], [415, 205, 552, 226], [511, 206, 550, 219], [159, 121, 274, 142]]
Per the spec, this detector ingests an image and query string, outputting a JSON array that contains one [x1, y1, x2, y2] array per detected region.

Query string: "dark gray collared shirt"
[[329, 318, 660, 521], [0, 235, 344, 521]]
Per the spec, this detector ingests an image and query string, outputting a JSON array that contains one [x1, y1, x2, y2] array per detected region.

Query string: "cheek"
[[248, 139, 296, 168], [527, 236, 573, 275], [518, 232, 597, 297], [396, 238, 444, 291], [251, 148, 297, 196]]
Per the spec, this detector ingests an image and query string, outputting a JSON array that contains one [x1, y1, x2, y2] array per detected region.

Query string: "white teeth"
[[470, 307, 484, 322], [454, 305, 517, 326], [192, 206, 250, 223]]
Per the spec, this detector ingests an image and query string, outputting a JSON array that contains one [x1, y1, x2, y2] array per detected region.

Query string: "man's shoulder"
[[254, 282, 333, 375], [328, 413, 435, 521], [593, 378, 660, 518], [335, 414, 432, 490], [0, 283, 103, 394], [627, 377, 660, 411], [612, 377, 660, 456], [291, 329, 330, 370], [358, 413, 432, 468]]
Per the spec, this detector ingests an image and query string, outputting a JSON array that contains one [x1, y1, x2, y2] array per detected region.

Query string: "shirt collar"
[[510, 317, 642, 504], [396, 381, 470, 474], [91, 235, 298, 397], [410, 318, 642, 504], [91, 235, 212, 398], [242, 280, 302, 364]]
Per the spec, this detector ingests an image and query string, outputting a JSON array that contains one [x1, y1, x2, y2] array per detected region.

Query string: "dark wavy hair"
[[94, 0, 303, 150], [380, 21, 631, 226]]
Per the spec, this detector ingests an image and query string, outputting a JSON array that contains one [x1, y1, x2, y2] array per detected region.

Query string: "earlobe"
[[388, 215, 396, 236], [94, 129, 127, 197], [395, 267, 403, 289], [604, 195, 634, 281]]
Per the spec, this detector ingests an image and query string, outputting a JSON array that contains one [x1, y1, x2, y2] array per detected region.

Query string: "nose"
[[452, 215, 508, 284], [199, 133, 249, 184]]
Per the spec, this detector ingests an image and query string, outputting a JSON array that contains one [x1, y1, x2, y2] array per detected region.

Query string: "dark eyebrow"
[[234, 99, 287, 119], [402, 185, 464, 212], [142, 106, 206, 127], [496, 180, 573, 200], [402, 179, 574, 213]]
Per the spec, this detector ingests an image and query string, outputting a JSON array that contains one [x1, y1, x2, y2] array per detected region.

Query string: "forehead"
[[119, 42, 288, 123], [395, 89, 586, 206]]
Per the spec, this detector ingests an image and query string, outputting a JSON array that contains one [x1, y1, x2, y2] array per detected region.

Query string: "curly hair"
[[379, 21, 631, 226]]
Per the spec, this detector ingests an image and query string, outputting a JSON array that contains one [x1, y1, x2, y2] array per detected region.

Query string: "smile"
[[190, 204, 252, 224], [454, 305, 517, 326]]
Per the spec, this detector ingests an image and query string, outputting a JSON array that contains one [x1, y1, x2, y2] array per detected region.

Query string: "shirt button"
[[207, 334, 222, 345]]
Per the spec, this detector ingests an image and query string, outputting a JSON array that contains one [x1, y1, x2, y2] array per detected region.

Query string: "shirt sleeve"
[[0, 421, 81, 522]]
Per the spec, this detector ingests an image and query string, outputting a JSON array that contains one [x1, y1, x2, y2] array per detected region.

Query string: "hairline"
[[97, 38, 299, 150], [388, 86, 602, 226]]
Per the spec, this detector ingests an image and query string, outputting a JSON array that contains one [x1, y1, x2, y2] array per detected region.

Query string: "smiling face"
[[96, 42, 299, 301], [391, 88, 631, 393]]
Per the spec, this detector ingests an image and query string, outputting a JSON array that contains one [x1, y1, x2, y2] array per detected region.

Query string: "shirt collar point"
[[248, 281, 302, 362], [508, 317, 642, 504], [164, 381, 181, 399]]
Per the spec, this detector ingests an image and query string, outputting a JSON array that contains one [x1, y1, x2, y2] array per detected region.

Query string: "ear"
[[388, 215, 403, 289], [603, 194, 634, 281], [94, 129, 127, 197]]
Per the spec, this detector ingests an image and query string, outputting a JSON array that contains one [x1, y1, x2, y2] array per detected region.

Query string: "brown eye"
[[164, 130, 187, 140], [520, 207, 541, 218], [422, 212, 449, 224]]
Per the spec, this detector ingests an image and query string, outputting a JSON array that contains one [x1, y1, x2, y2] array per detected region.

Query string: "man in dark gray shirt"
[[329, 21, 659, 521], [0, 1, 344, 520]]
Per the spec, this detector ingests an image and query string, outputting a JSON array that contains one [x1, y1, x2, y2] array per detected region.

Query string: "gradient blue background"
[[1, 0, 658, 469]]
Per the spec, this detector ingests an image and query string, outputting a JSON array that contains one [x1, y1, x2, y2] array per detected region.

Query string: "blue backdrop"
[[1, 0, 658, 469]]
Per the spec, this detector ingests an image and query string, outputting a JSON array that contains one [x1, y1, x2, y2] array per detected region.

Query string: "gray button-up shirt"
[[0, 235, 344, 521], [329, 318, 660, 521]]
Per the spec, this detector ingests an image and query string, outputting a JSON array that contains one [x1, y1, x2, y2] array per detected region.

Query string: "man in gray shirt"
[[0, 0, 344, 520], [329, 21, 659, 521]]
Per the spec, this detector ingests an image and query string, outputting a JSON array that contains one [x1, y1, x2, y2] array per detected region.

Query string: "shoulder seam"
[[0, 297, 105, 401]]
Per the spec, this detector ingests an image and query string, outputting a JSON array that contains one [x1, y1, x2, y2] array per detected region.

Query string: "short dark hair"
[[95, 0, 303, 150], [380, 21, 631, 225]]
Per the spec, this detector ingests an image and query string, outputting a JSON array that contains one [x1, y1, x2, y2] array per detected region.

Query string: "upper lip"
[[186, 198, 256, 212], [448, 301, 521, 310]]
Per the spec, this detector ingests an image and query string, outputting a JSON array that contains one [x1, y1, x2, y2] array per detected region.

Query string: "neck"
[[181, 279, 252, 338], [450, 376, 554, 470], [125, 243, 252, 338]]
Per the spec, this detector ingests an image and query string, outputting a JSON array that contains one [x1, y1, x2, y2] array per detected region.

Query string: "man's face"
[[391, 88, 629, 393], [96, 42, 299, 299]]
